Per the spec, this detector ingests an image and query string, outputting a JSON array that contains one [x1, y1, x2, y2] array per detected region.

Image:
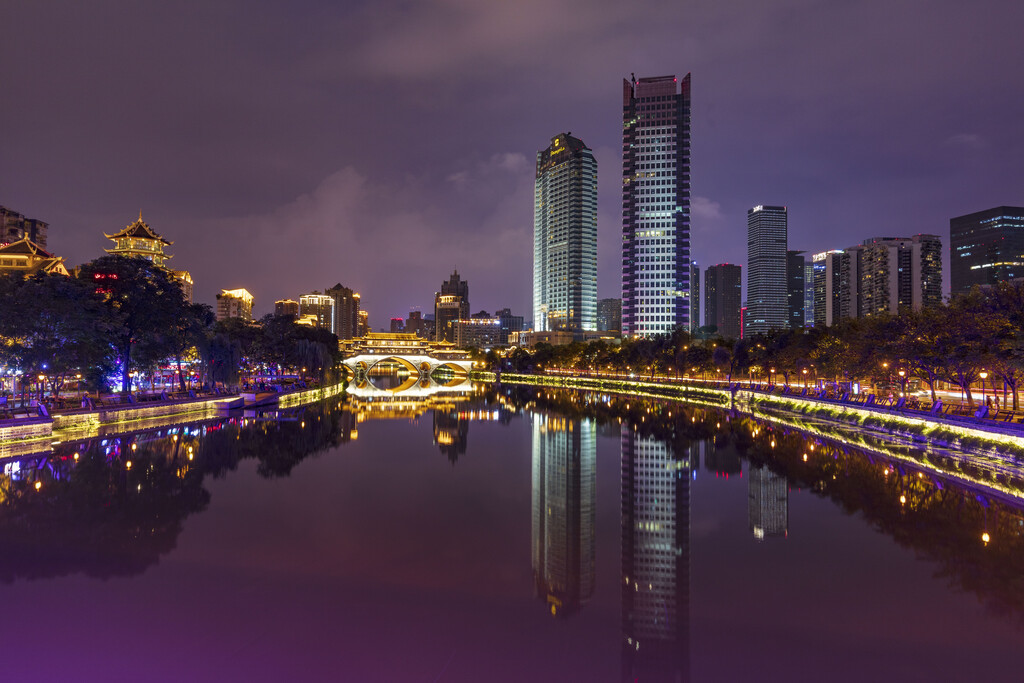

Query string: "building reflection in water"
[[621, 426, 691, 682], [531, 414, 596, 617], [748, 464, 788, 540]]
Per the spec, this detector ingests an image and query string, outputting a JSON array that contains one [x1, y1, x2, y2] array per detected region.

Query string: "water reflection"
[[748, 464, 788, 540], [531, 414, 596, 618], [620, 425, 691, 681]]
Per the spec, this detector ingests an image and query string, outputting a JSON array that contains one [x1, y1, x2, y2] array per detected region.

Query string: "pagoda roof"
[[0, 237, 54, 257], [104, 213, 172, 245]]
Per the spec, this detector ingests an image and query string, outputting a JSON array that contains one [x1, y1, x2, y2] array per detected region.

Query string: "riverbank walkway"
[[538, 369, 1024, 436]]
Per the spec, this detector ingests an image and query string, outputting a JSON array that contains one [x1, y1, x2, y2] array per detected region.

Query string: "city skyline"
[[2, 1, 1021, 324]]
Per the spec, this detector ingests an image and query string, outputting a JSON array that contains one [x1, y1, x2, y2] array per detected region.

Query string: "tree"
[[78, 256, 191, 394]]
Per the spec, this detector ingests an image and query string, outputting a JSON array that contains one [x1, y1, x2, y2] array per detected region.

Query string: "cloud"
[[943, 133, 988, 151], [692, 196, 724, 229]]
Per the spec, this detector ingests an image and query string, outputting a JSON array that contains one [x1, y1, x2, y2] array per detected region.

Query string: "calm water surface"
[[1, 380, 1023, 682]]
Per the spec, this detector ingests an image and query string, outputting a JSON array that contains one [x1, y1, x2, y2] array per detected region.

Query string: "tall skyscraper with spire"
[[533, 133, 598, 334], [621, 73, 692, 337]]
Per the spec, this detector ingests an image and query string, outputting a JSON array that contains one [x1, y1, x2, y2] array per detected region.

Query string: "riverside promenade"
[[0, 381, 347, 458], [481, 370, 1024, 457]]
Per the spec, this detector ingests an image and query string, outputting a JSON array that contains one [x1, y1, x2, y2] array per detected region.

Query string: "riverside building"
[[621, 74, 692, 336], [703, 264, 742, 339], [949, 206, 1024, 295], [533, 133, 598, 335]]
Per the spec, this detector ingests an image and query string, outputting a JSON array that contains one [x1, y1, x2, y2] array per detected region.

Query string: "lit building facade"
[[300, 292, 335, 332], [216, 288, 253, 321], [620, 428, 690, 679], [532, 414, 596, 618], [803, 260, 815, 327], [621, 74, 691, 336], [434, 269, 469, 343], [533, 133, 598, 334], [689, 262, 701, 332], [949, 206, 1024, 296], [745, 205, 789, 336], [0, 238, 68, 276], [703, 264, 741, 339], [597, 298, 622, 333], [786, 250, 805, 329], [857, 235, 942, 316], [274, 299, 300, 317], [812, 250, 846, 328], [326, 283, 361, 340]]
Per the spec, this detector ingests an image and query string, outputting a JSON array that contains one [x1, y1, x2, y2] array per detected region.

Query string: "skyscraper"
[[703, 264, 742, 339], [690, 262, 701, 332], [812, 250, 846, 328], [857, 235, 942, 316], [803, 260, 815, 327], [786, 250, 805, 329], [216, 288, 253, 321], [533, 133, 598, 335], [949, 206, 1024, 295], [1, 205, 49, 249], [745, 205, 789, 336], [434, 269, 469, 342], [621, 74, 691, 337], [532, 414, 596, 618], [299, 291, 335, 332], [326, 283, 361, 340]]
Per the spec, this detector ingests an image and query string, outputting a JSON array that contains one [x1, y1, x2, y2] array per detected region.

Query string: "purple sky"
[[3, 0, 1022, 326]]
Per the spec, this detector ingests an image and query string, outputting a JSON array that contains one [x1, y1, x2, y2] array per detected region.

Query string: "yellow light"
[[803, 454, 808, 461], [126, 460, 132, 469], [131, 443, 137, 451], [34, 481, 41, 490], [899, 495, 906, 504], [73, 453, 79, 460], [982, 532, 991, 544]]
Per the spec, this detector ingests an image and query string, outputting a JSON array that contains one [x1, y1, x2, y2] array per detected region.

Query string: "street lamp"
[[897, 369, 906, 396], [980, 370, 988, 405], [802, 368, 808, 387]]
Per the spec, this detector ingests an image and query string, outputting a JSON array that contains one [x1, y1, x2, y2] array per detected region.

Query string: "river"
[[0, 379, 1022, 681]]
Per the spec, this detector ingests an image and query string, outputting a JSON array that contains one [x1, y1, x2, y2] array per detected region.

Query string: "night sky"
[[3, 0, 1022, 325]]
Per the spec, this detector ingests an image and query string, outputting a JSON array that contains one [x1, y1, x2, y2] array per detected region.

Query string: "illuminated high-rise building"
[[621, 427, 690, 680], [745, 205, 789, 336], [532, 414, 596, 618], [1, 205, 48, 249], [326, 283, 361, 340], [216, 288, 253, 321], [950, 206, 1024, 295], [434, 269, 469, 342], [533, 133, 598, 335], [621, 74, 691, 337], [597, 298, 622, 333], [786, 250, 805, 329], [689, 262, 701, 332], [299, 291, 335, 332], [274, 299, 300, 317]]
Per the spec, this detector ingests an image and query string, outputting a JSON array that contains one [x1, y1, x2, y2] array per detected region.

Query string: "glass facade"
[[621, 74, 691, 337], [703, 264, 742, 339], [745, 205, 789, 336], [533, 134, 598, 334], [949, 206, 1024, 296]]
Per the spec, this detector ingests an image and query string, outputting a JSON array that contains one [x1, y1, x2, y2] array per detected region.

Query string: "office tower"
[[435, 269, 469, 342], [621, 427, 690, 679], [812, 250, 846, 327], [104, 214, 193, 301], [950, 206, 1024, 295], [689, 262, 701, 332], [1, 205, 49, 249], [274, 299, 300, 317], [533, 414, 595, 618], [326, 283, 361, 340], [299, 291, 335, 332], [390, 318, 405, 333], [357, 310, 369, 336], [703, 264, 742, 338], [786, 250, 805, 329], [597, 298, 622, 333], [803, 260, 815, 327], [533, 133, 598, 335], [621, 73, 691, 337], [745, 205, 789, 336], [216, 288, 253, 321], [748, 464, 788, 540], [857, 235, 942, 316]]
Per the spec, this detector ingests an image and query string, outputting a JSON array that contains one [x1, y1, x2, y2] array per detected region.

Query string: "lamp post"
[[898, 369, 906, 397], [770, 367, 776, 388], [980, 370, 988, 406], [802, 368, 808, 388]]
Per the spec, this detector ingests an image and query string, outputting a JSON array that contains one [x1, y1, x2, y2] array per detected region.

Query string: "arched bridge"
[[339, 333, 474, 381]]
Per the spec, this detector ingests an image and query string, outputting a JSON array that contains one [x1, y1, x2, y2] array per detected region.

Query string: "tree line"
[[0, 255, 342, 400], [496, 280, 1024, 410]]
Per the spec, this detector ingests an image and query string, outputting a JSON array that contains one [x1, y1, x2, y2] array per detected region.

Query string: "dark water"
[[1, 382, 1023, 682]]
